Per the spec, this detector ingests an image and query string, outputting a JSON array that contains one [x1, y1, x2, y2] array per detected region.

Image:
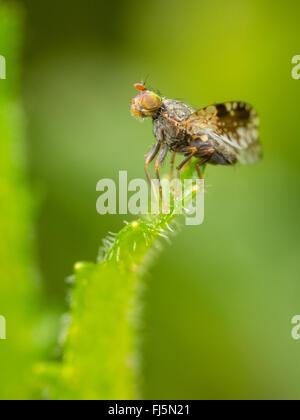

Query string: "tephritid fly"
[[131, 82, 262, 194]]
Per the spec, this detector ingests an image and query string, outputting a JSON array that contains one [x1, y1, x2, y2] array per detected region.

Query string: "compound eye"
[[140, 92, 162, 111]]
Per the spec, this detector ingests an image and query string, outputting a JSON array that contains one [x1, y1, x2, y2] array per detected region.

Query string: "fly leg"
[[170, 151, 176, 193], [175, 147, 198, 198], [145, 140, 161, 214], [195, 148, 215, 179], [155, 144, 169, 212], [174, 145, 215, 197]]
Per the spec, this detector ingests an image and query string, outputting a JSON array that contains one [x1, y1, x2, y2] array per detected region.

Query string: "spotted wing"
[[185, 102, 261, 164]]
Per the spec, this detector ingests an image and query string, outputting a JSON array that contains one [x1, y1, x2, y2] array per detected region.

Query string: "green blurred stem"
[[44, 163, 204, 400]]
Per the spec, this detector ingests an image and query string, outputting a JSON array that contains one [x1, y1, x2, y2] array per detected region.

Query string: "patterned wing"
[[184, 102, 262, 164]]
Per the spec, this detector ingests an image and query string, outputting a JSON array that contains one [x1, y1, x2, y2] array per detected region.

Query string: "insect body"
[[131, 83, 261, 190]]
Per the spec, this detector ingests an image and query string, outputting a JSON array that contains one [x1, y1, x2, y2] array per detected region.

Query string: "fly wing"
[[184, 102, 262, 164]]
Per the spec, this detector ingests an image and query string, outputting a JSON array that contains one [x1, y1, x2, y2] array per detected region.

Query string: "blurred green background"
[[1, 0, 300, 399]]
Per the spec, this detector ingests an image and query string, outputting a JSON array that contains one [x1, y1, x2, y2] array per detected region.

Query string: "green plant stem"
[[0, 3, 43, 400], [42, 164, 204, 400]]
